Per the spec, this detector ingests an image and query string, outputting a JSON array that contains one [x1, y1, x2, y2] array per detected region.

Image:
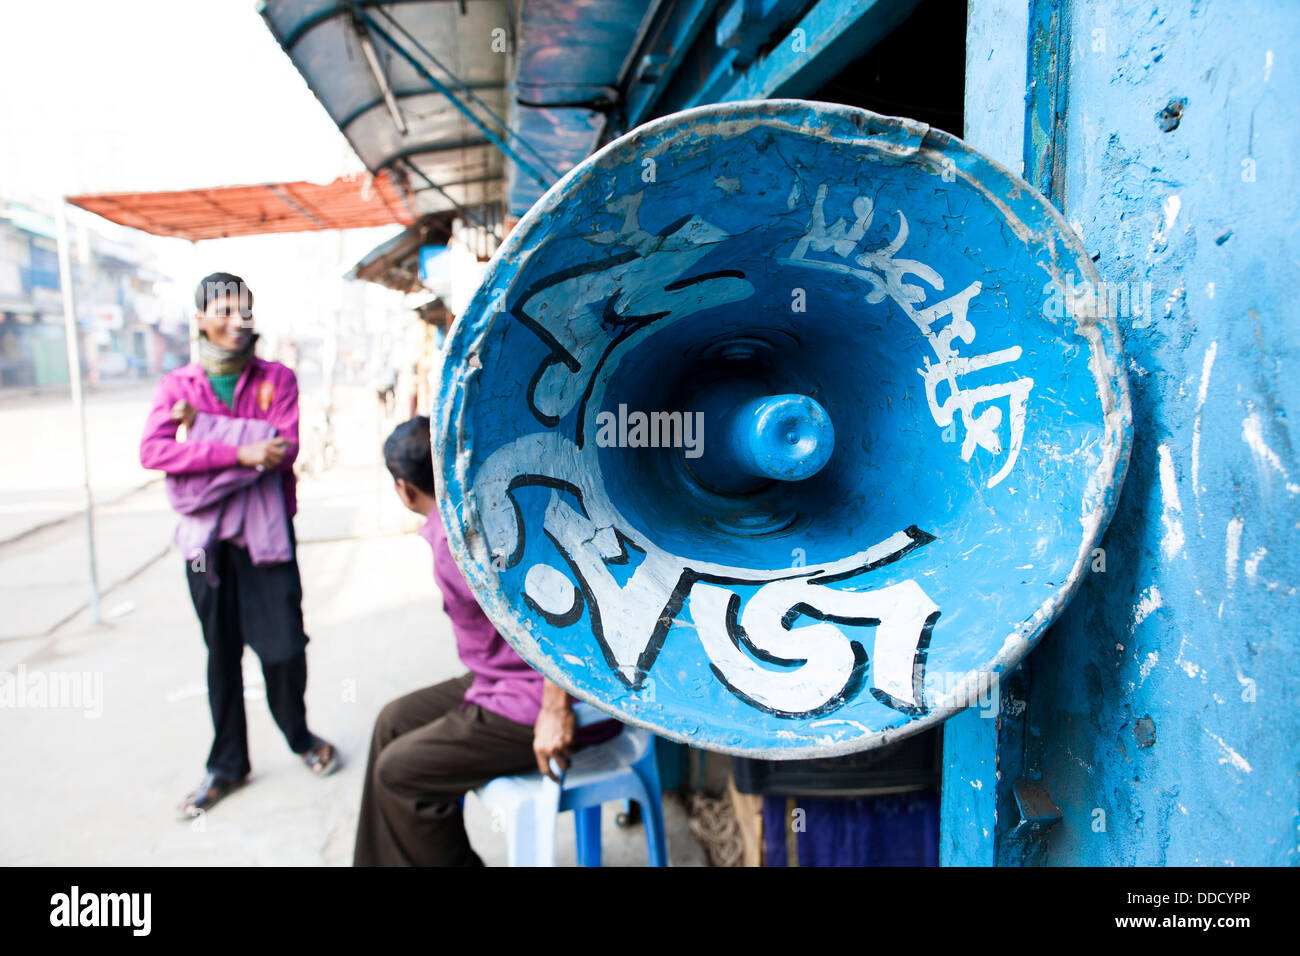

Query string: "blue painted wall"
[[1009, 0, 1299, 865]]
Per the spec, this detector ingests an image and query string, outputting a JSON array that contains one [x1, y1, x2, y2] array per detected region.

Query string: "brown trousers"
[[352, 674, 538, 866]]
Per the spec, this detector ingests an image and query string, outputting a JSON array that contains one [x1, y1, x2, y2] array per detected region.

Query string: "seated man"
[[354, 416, 617, 866]]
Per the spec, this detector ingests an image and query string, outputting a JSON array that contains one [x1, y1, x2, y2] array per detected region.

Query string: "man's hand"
[[237, 437, 290, 469], [533, 679, 576, 782], [170, 399, 197, 430]]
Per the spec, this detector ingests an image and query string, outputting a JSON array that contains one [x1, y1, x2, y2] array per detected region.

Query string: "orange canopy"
[[66, 172, 415, 241]]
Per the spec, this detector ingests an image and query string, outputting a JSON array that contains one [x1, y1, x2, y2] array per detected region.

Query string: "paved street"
[[0, 382, 160, 544], [0, 380, 703, 866]]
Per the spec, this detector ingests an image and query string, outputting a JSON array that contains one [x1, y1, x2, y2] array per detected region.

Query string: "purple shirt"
[[140, 358, 301, 518], [418, 510, 545, 727], [164, 411, 293, 584]]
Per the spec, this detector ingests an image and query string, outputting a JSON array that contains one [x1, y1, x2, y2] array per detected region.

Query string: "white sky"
[[0, 0, 362, 193], [0, 0, 407, 337]]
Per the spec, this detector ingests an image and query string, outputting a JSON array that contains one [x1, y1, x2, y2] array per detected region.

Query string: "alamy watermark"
[[926, 670, 1000, 718], [1042, 273, 1152, 321], [0, 665, 102, 718], [50, 886, 150, 936], [594, 404, 704, 458]]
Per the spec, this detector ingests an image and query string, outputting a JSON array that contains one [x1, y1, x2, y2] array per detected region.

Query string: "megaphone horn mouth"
[[436, 100, 1131, 757]]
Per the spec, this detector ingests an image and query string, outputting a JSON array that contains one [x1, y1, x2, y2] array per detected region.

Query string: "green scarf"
[[197, 331, 259, 377]]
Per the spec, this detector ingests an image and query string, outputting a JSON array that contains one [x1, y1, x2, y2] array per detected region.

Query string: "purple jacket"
[[419, 510, 546, 726], [416, 511, 625, 745], [165, 411, 293, 585], [140, 358, 301, 518]]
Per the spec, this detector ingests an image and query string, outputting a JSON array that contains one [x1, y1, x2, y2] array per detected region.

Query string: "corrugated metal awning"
[[506, 0, 658, 215], [260, 0, 518, 228], [346, 214, 454, 292], [258, 1, 665, 226]]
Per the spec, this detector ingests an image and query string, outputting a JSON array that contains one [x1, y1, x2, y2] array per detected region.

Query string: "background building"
[[0, 198, 190, 390]]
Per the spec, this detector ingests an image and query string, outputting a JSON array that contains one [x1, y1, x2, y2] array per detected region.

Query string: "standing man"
[[140, 272, 338, 818], [354, 416, 619, 866]]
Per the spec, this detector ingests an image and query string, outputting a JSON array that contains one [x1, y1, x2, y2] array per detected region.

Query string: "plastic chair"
[[473, 703, 668, 866]]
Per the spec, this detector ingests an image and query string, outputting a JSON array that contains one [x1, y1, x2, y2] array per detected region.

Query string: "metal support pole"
[[400, 158, 499, 241], [55, 200, 101, 625], [355, 7, 553, 189], [189, 239, 201, 363], [369, 3, 562, 183]]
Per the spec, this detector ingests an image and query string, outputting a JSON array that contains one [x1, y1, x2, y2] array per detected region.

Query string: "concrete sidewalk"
[[0, 384, 705, 866]]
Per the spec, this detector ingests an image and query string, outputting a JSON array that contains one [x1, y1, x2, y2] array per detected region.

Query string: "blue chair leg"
[[635, 794, 667, 867], [574, 805, 603, 867], [631, 741, 668, 867]]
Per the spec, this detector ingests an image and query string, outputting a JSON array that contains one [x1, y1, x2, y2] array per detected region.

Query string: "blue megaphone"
[[435, 100, 1131, 758]]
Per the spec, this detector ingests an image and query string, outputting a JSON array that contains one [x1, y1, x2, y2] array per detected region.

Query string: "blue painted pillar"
[[938, 0, 1041, 867], [939, 707, 1000, 865], [1020, 0, 1299, 866], [946, 0, 1300, 866]]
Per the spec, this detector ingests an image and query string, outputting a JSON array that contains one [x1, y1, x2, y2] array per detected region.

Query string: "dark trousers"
[[185, 532, 314, 780], [353, 674, 539, 867]]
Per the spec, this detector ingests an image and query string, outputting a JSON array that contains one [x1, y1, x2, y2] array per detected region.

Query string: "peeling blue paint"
[[436, 99, 1129, 758]]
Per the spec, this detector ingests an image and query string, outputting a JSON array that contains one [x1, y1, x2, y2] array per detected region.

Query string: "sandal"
[[178, 772, 248, 819], [300, 736, 340, 776]]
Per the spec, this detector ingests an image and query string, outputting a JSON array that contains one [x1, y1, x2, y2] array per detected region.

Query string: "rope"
[[685, 793, 744, 868]]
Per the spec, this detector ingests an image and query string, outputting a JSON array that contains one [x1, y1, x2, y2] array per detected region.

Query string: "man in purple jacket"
[[353, 416, 619, 866], [140, 273, 338, 819]]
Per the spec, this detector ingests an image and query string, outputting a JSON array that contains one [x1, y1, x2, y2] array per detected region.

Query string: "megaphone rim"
[[433, 98, 1133, 758]]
